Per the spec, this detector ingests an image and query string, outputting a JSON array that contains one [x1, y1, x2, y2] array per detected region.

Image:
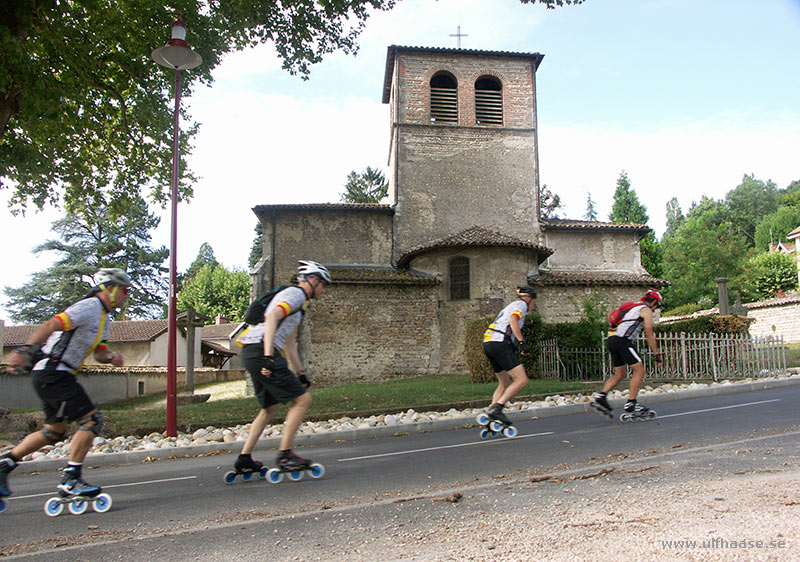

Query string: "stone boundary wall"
[[0, 367, 246, 409], [746, 299, 800, 343]]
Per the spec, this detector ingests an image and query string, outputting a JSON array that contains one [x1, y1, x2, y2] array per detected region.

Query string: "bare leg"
[[495, 364, 529, 405], [241, 404, 280, 455], [279, 392, 312, 451]]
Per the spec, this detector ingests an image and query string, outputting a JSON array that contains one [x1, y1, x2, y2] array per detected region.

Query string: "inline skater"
[[0, 269, 130, 509], [234, 260, 330, 478], [592, 289, 664, 417], [479, 285, 536, 432]]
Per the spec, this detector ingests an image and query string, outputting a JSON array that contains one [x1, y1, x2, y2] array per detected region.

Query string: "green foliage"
[[340, 166, 388, 203], [176, 264, 249, 322], [661, 196, 750, 309], [185, 243, 219, 283], [583, 192, 598, 221], [465, 312, 542, 383], [724, 174, 780, 248], [661, 302, 701, 318], [248, 222, 264, 269], [609, 170, 648, 224], [743, 251, 798, 299], [3, 196, 168, 322], [655, 315, 754, 335], [664, 197, 685, 240], [539, 184, 563, 219], [753, 206, 800, 251]]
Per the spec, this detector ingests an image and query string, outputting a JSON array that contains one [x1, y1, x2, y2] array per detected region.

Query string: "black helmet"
[[516, 285, 537, 298]]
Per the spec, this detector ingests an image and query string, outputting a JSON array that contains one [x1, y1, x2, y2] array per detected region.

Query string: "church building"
[[249, 45, 667, 384]]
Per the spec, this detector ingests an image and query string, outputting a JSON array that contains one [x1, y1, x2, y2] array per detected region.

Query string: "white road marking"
[[11, 475, 197, 501], [338, 431, 554, 462], [656, 398, 780, 419]]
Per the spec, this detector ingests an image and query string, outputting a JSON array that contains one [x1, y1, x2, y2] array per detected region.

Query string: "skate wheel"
[[258, 467, 268, 479], [92, 493, 112, 514], [479, 428, 490, 440], [44, 497, 63, 517], [309, 463, 325, 479], [503, 425, 518, 438], [648, 411, 657, 419], [619, 413, 632, 423], [241, 471, 254, 482], [0, 498, 7, 513], [476, 413, 490, 426], [267, 468, 283, 484], [489, 420, 504, 433], [223, 470, 237, 485], [68, 497, 89, 515], [288, 470, 304, 482]]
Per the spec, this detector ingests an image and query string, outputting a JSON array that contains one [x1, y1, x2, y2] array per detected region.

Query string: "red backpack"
[[608, 301, 639, 328]]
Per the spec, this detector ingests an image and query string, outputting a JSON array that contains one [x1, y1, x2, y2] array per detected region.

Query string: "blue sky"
[[2, 0, 799, 320]]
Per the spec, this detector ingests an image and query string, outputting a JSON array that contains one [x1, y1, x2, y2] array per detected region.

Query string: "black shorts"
[[483, 341, 521, 374], [32, 370, 96, 425], [242, 344, 306, 408], [607, 336, 643, 367]]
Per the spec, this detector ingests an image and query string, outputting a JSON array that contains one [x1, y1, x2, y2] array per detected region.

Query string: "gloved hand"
[[263, 355, 279, 371], [518, 341, 531, 355], [298, 373, 312, 389], [654, 353, 664, 364]]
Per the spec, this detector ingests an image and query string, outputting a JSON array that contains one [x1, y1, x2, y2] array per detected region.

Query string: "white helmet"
[[297, 260, 331, 284], [96, 268, 132, 288]]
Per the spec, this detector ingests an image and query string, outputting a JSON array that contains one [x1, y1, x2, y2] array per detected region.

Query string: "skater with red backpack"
[[590, 289, 664, 421]]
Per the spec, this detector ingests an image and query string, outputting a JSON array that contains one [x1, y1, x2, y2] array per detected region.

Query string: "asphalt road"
[[1, 383, 798, 560]]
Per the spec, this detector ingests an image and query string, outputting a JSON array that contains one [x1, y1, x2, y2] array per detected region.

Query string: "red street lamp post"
[[151, 15, 202, 437]]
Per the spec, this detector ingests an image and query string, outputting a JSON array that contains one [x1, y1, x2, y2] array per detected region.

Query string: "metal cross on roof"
[[449, 25, 468, 48]]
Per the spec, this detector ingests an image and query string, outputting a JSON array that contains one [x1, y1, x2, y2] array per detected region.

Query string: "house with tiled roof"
[[249, 45, 668, 381]]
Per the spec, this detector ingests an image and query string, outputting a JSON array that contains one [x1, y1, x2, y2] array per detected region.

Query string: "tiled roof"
[[327, 265, 438, 285], [383, 45, 544, 103], [542, 218, 652, 233], [201, 323, 244, 339], [398, 227, 554, 267], [253, 203, 393, 216], [744, 292, 800, 310], [786, 225, 800, 239], [529, 271, 670, 288]]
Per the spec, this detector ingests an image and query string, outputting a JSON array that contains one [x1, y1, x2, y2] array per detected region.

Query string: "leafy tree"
[[609, 171, 648, 224], [661, 197, 749, 308], [176, 263, 249, 322], [753, 206, 800, 251], [608, 170, 661, 276], [539, 184, 563, 219], [2, 1, 583, 216], [742, 251, 798, 300], [724, 174, 780, 248], [249, 221, 264, 269], [664, 197, 685, 239], [340, 166, 388, 203], [583, 192, 598, 221], [3, 196, 168, 322], [185, 242, 219, 282]]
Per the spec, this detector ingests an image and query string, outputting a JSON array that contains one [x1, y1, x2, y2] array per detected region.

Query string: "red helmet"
[[641, 289, 663, 308]]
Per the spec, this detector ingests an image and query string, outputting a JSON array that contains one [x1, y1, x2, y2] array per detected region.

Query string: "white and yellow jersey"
[[483, 300, 528, 343]]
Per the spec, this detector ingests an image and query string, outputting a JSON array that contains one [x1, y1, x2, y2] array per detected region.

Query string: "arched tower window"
[[430, 72, 458, 123], [475, 76, 503, 125], [449, 256, 470, 300]]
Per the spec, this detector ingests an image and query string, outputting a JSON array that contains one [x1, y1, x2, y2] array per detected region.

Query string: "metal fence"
[[539, 332, 786, 382]]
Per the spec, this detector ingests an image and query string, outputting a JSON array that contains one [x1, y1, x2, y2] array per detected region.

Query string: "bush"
[[661, 302, 701, 318], [465, 312, 542, 383], [655, 315, 754, 335]]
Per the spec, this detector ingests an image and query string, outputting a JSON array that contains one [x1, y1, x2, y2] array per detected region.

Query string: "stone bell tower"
[[382, 45, 545, 263]]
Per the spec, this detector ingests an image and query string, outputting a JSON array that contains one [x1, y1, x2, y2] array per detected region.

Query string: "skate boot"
[[57, 465, 101, 498], [589, 392, 613, 419], [0, 454, 16, 513], [223, 454, 267, 484], [44, 465, 113, 517], [620, 400, 657, 422], [266, 450, 325, 484], [476, 403, 517, 438]]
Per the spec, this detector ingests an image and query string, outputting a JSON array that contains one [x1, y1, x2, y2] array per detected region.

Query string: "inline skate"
[[589, 392, 614, 420], [476, 403, 517, 439], [266, 451, 325, 484], [223, 455, 268, 484], [619, 401, 657, 422], [44, 466, 112, 517]]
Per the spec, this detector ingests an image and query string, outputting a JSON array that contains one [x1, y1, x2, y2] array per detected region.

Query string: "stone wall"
[[542, 229, 645, 273], [305, 282, 441, 385], [535, 286, 649, 324], [747, 298, 800, 343]]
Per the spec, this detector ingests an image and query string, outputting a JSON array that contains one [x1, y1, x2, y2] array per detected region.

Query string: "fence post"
[[781, 335, 787, 374], [601, 331, 607, 381], [680, 332, 687, 380], [709, 332, 717, 382]]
